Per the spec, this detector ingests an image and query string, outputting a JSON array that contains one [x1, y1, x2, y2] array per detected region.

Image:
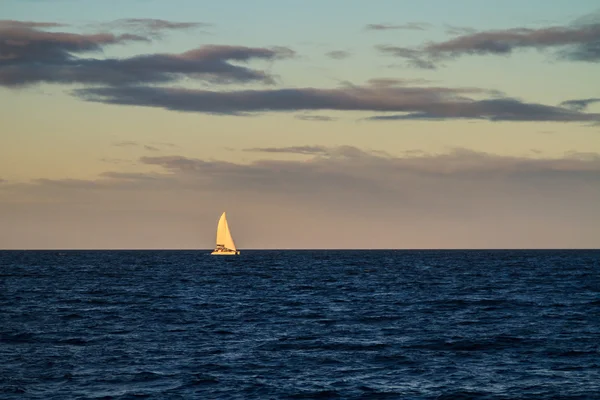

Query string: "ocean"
[[1, 250, 599, 399]]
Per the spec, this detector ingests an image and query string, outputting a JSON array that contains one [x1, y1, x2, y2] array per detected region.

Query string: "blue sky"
[[1, 0, 599, 249]]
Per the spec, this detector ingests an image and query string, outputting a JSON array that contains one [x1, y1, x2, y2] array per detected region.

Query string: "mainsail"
[[216, 212, 237, 251]]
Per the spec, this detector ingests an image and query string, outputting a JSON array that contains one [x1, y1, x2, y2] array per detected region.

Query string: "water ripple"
[[0, 249, 599, 399]]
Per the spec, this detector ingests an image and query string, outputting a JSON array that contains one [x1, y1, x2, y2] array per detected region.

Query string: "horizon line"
[[1, 248, 598, 251]]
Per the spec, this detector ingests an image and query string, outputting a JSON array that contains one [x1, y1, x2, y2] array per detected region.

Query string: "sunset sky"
[[1, 0, 599, 249]]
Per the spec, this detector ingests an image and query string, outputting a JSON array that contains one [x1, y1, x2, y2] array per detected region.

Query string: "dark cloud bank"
[[75, 80, 600, 123], [1, 19, 598, 124], [0, 19, 294, 87], [377, 13, 600, 68]]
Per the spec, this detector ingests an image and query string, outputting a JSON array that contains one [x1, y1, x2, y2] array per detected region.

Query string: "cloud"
[[14, 146, 600, 214], [444, 25, 477, 35], [108, 18, 208, 33], [245, 146, 330, 155], [560, 98, 600, 111], [112, 141, 171, 151], [0, 20, 293, 87], [429, 24, 600, 59], [238, 146, 600, 176], [99, 171, 163, 181], [152, 142, 178, 148], [12, 147, 600, 195], [0, 19, 146, 64], [140, 155, 236, 174], [376, 45, 437, 69], [94, 19, 210, 41], [325, 50, 351, 59], [113, 141, 138, 147], [4, 147, 600, 248], [100, 157, 135, 165], [245, 146, 393, 159], [125, 149, 406, 196], [294, 114, 336, 122], [367, 98, 600, 122], [367, 77, 433, 86], [365, 23, 430, 31], [74, 80, 600, 123], [107, 147, 600, 197], [0, 20, 65, 29], [378, 14, 600, 67]]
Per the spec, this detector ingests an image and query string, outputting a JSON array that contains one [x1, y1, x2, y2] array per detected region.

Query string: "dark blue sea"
[[1, 250, 599, 399]]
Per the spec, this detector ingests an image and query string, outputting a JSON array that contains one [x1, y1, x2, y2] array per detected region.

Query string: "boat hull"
[[211, 250, 240, 255]]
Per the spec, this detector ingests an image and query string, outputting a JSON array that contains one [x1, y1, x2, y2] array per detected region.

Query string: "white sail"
[[216, 212, 237, 251]]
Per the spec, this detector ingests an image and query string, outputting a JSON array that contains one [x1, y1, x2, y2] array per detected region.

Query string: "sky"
[[1, 0, 599, 249]]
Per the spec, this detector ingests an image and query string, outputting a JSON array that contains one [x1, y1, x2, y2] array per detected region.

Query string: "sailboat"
[[211, 212, 240, 255]]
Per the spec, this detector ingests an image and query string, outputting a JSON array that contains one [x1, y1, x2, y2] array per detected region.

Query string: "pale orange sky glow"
[[1, 0, 599, 249]]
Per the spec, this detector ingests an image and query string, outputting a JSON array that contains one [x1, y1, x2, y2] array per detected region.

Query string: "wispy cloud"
[[246, 145, 393, 160], [0, 20, 65, 29], [367, 77, 433, 86], [74, 79, 600, 123], [443, 25, 477, 35], [431, 24, 600, 60], [0, 20, 294, 87], [95, 18, 211, 41], [112, 141, 139, 147], [294, 114, 336, 122], [112, 141, 171, 152], [152, 142, 178, 148], [27, 147, 599, 196], [245, 146, 330, 155], [99, 171, 163, 181], [378, 14, 600, 68], [366, 98, 600, 122], [107, 18, 209, 33], [365, 22, 430, 31], [0, 19, 146, 64], [100, 157, 135, 165], [376, 45, 437, 69], [560, 98, 600, 111], [13, 147, 600, 221], [325, 50, 351, 60], [5, 147, 599, 248]]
